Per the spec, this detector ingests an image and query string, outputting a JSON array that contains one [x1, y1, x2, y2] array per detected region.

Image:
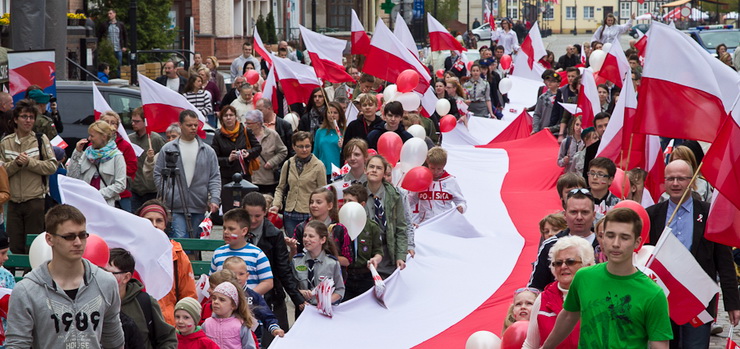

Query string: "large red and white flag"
[[253, 27, 272, 67], [351, 9, 371, 55], [427, 13, 466, 53], [646, 227, 720, 325], [519, 22, 547, 70], [635, 22, 740, 142], [8, 50, 56, 101], [577, 68, 601, 128], [703, 106, 740, 210], [598, 39, 630, 87], [483, 2, 495, 29], [299, 26, 354, 83], [138, 73, 207, 138], [394, 13, 420, 59], [92, 83, 144, 156], [487, 110, 533, 144], [705, 191, 740, 248], [264, 56, 321, 105]]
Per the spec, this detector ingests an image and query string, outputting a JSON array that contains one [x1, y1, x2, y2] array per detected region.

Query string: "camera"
[[164, 150, 179, 169]]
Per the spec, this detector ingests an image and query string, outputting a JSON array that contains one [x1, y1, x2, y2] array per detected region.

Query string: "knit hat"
[[213, 282, 240, 307], [52, 146, 66, 161], [28, 89, 51, 104], [174, 297, 202, 321], [581, 126, 596, 139]]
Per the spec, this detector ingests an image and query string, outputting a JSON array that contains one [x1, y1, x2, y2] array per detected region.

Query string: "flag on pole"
[[50, 135, 68, 149], [484, 2, 495, 29], [394, 13, 420, 59], [427, 13, 466, 53], [598, 39, 631, 87], [351, 9, 371, 55], [92, 83, 144, 156], [299, 26, 355, 83], [253, 27, 273, 67], [577, 68, 601, 128], [138, 73, 207, 138], [266, 56, 321, 105], [519, 22, 547, 69], [702, 106, 740, 210]]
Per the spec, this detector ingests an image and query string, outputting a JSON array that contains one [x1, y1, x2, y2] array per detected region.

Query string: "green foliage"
[[266, 11, 277, 44], [256, 15, 267, 43], [90, 0, 176, 53], [425, 0, 460, 26], [97, 39, 119, 75]]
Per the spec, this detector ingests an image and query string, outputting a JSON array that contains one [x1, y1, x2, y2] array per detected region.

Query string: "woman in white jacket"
[[68, 120, 127, 206], [591, 13, 634, 45]]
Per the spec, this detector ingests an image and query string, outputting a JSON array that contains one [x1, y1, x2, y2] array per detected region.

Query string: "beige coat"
[[0, 133, 58, 203], [252, 127, 288, 186], [273, 155, 326, 214]]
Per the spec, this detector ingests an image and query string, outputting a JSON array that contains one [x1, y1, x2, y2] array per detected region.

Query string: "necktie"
[[373, 195, 386, 230], [306, 259, 316, 288], [247, 232, 255, 244]]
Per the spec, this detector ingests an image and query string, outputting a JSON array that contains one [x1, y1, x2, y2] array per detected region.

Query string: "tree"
[[424, 0, 460, 26], [91, 0, 176, 52], [256, 14, 267, 41], [98, 39, 119, 75], [266, 11, 278, 44]]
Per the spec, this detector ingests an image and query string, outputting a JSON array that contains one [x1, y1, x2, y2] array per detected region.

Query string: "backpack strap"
[[136, 291, 156, 346], [35, 133, 48, 188]]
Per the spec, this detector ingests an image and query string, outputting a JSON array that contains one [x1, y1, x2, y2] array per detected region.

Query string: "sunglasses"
[[514, 287, 541, 296], [52, 232, 90, 241], [551, 258, 583, 268], [567, 188, 593, 198]]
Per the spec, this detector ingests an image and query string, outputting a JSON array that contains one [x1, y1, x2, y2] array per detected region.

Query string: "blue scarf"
[[84, 139, 120, 165]]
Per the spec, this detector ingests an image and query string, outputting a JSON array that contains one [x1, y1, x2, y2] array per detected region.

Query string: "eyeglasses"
[[51, 232, 90, 241], [587, 171, 611, 179], [551, 258, 583, 268], [295, 144, 311, 149], [103, 268, 131, 275], [665, 176, 691, 183], [514, 287, 541, 296], [567, 188, 593, 197], [17, 114, 35, 120]]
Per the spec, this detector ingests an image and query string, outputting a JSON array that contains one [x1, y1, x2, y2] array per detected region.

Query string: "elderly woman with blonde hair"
[[522, 236, 596, 349], [68, 120, 127, 206]]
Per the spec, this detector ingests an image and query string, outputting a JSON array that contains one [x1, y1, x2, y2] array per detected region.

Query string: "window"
[[637, 3, 649, 16], [543, 5, 554, 20], [583, 6, 594, 19], [327, 0, 352, 29], [620, 2, 631, 20], [108, 94, 142, 128], [507, 0, 519, 20], [566, 6, 576, 20]]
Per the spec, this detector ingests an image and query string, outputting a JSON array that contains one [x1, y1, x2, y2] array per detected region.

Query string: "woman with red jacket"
[[100, 111, 138, 212]]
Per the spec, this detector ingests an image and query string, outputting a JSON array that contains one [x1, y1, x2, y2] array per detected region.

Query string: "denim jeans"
[[170, 212, 205, 239], [114, 51, 123, 71], [671, 321, 711, 349], [117, 197, 132, 213], [283, 211, 310, 238]]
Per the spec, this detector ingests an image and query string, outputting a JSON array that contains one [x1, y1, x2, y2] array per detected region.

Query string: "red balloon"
[[83, 234, 109, 267], [376, 93, 384, 109], [614, 200, 652, 251], [252, 92, 263, 107], [396, 69, 420, 93], [466, 61, 474, 71], [435, 68, 445, 79], [501, 321, 529, 349], [401, 166, 433, 192], [609, 168, 630, 200], [244, 69, 260, 85], [439, 114, 457, 133], [500, 54, 513, 70], [594, 72, 608, 85], [376, 132, 403, 166]]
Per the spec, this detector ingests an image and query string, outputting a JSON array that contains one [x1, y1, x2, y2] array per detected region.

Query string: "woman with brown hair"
[[591, 12, 635, 45], [210, 105, 262, 183]]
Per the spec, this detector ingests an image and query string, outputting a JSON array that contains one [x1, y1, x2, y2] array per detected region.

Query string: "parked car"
[[472, 20, 503, 41], [682, 25, 739, 57], [629, 23, 650, 38]]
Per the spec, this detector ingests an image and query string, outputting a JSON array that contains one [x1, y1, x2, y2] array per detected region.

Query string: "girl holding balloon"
[[463, 63, 496, 119], [313, 102, 346, 181]]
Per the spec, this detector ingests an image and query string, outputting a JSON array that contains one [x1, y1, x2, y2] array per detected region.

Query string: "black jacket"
[[274, 116, 294, 158], [366, 122, 414, 150], [647, 199, 740, 317], [221, 88, 239, 108], [154, 75, 187, 94], [528, 229, 600, 291], [256, 219, 306, 306], [210, 124, 262, 181], [97, 21, 127, 49], [557, 54, 579, 70], [344, 114, 383, 142], [444, 55, 467, 78]]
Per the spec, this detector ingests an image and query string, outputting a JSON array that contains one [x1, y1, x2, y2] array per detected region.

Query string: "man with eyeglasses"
[[6, 204, 125, 348], [528, 189, 597, 291], [586, 157, 621, 221], [646, 160, 739, 348], [128, 107, 166, 212]]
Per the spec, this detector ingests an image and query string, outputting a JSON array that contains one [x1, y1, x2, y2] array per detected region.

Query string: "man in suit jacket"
[[646, 160, 739, 348]]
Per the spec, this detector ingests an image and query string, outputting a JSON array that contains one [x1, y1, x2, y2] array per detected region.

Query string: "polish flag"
[[351, 9, 371, 55], [579, 46, 587, 66], [646, 227, 720, 325], [253, 27, 272, 67], [92, 83, 144, 156], [8, 50, 56, 101], [519, 22, 547, 69], [598, 39, 630, 87], [428, 13, 466, 53], [487, 110, 533, 144], [299, 26, 354, 83], [50, 135, 68, 149], [394, 13, 420, 59], [728, 338, 740, 349], [138, 73, 207, 138], [702, 106, 740, 210], [265, 56, 321, 105], [262, 66, 280, 114], [364, 19, 436, 116], [705, 191, 740, 248], [635, 22, 740, 142], [577, 68, 601, 128], [634, 32, 647, 65], [484, 2, 495, 29]]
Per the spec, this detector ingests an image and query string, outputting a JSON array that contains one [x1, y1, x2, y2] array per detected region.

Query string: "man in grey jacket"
[[6, 204, 125, 349], [154, 110, 221, 239]]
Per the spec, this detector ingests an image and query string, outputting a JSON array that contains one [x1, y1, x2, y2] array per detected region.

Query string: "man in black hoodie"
[[366, 101, 413, 150]]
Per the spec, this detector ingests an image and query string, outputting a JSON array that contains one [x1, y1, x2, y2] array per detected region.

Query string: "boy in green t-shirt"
[[542, 207, 673, 349]]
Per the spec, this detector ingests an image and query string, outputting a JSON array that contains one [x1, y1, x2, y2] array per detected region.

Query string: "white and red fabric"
[[50, 135, 69, 149], [728, 338, 740, 349], [299, 26, 354, 83], [519, 22, 547, 70], [645, 227, 720, 325], [427, 13, 466, 53], [138, 73, 207, 138], [8, 50, 56, 100], [394, 13, 420, 59], [703, 107, 740, 210], [579, 46, 587, 66], [484, 2, 495, 29], [253, 27, 272, 67], [705, 191, 740, 248], [92, 83, 144, 156], [264, 56, 321, 105], [487, 110, 533, 144], [262, 66, 280, 115], [598, 39, 630, 87], [351, 9, 371, 55], [269, 131, 562, 348], [635, 22, 740, 142], [56, 175, 174, 300], [576, 68, 601, 128]]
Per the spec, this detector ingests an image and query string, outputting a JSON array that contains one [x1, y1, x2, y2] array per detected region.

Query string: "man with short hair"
[[241, 192, 305, 345], [353, 73, 376, 98], [97, 9, 127, 69], [581, 112, 611, 178], [6, 204, 125, 348], [221, 75, 247, 107], [128, 107, 166, 211], [155, 61, 187, 93], [528, 189, 597, 290], [542, 207, 672, 349], [154, 110, 221, 238], [278, 41, 299, 62], [551, 67, 581, 142], [255, 98, 293, 155], [586, 156, 620, 219], [231, 42, 261, 80], [0, 99, 58, 253], [646, 160, 740, 348], [557, 45, 579, 70], [333, 66, 360, 101], [0, 92, 14, 137], [27, 89, 59, 140], [632, 68, 642, 91], [556, 172, 587, 210]]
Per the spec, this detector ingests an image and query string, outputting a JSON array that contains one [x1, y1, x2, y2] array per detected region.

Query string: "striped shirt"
[[209, 243, 273, 289], [183, 90, 213, 116]]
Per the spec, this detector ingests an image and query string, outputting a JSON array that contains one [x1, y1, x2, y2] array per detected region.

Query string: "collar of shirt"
[[249, 220, 264, 245], [368, 183, 386, 201], [667, 196, 693, 216]]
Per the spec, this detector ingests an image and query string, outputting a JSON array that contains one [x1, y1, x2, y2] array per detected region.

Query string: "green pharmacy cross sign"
[[381, 0, 395, 14]]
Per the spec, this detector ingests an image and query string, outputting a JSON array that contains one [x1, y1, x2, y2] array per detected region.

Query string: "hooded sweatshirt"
[[120, 279, 178, 349], [6, 259, 125, 349], [177, 327, 220, 349]]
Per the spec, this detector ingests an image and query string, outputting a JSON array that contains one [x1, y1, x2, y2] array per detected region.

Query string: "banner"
[[8, 50, 56, 102]]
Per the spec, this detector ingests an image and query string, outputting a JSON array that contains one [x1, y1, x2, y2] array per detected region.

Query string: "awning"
[[662, 0, 690, 7]]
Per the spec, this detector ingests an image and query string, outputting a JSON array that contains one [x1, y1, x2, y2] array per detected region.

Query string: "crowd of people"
[[0, 11, 737, 349]]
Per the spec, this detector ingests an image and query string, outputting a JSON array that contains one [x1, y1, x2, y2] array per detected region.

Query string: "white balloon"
[[407, 124, 426, 139], [602, 42, 612, 53], [284, 112, 300, 131], [400, 137, 428, 167], [435, 98, 451, 116], [396, 92, 421, 111], [633, 245, 655, 267], [338, 202, 367, 241], [499, 77, 513, 94], [383, 84, 398, 102], [465, 331, 501, 349], [392, 162, 414, 186], [589, 49, 607, 72], [29, 232, 53, 270]]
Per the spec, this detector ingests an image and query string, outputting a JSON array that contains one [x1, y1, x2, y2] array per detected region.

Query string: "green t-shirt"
[[563, 263, 673, 348]]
